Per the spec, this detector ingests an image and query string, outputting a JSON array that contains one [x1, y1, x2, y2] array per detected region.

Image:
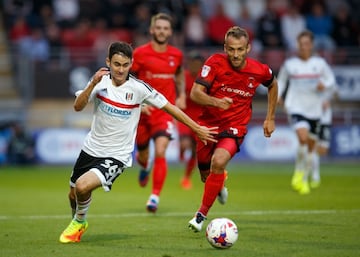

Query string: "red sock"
[[199, 173, 225, 216], [152, 157, 167, 195], [184, 157, 196, 179]]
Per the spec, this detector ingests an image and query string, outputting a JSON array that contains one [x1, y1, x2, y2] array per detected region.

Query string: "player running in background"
[[178, 51, 205, 190], [277, 30, 336, 195], [130, 13, 186, 212], [188, 26, 278, 232], [59, 41, 217, 243]]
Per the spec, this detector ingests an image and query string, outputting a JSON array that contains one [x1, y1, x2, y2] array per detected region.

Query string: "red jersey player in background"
[[178, 51, 205, 190], [188, 26, 278, 232], [131, 13, 186, 212]]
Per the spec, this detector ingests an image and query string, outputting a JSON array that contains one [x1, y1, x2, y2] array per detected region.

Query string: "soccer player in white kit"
[[59, 41, 218, 243], [277, 30, 336, 195]]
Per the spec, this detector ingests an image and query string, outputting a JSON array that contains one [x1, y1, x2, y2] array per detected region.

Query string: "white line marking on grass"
[[0, 209, 359, 220]]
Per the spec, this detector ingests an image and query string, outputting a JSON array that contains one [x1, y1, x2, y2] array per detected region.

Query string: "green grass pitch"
[[0, 161, 359, 257]]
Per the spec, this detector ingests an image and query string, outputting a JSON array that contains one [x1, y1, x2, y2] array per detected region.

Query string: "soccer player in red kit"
[[178, 51, 205, 190], [131, 13, 186, 212], [188, 26, 278, 232]]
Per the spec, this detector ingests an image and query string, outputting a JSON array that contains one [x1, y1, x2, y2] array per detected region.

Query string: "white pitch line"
[[0, 209, 359, 220]]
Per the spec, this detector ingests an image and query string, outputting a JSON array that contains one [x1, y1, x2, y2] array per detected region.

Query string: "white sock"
[[295, 144, 308, 172], [304, 151, 316, 182], [312, 152, 320, 182], [75, 197, 92, 222]]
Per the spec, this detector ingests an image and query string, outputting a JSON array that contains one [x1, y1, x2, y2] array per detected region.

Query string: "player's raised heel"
[[188, 212, 206, 232], [59, 219, 88, 243]]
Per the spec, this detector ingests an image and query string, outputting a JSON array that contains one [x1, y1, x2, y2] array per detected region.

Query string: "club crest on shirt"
[[125, 92, 133, 101], [201, 65, 211, 77], [248, 77, 255, 88]]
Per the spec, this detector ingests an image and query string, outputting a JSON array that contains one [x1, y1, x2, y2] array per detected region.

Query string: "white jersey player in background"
[[277, 30, 336, 195], [58, 41, 217, 243]]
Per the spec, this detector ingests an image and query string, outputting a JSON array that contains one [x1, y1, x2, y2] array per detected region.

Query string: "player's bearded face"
[[150, 19, 172, 45], [224, 36, 250, 69]]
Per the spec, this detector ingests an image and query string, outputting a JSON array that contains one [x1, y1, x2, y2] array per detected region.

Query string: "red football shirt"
[[131, 42, 183, 104], [184, 69, 202, 120], [177, 69, 203, 137], [195, 53, 274, 137]]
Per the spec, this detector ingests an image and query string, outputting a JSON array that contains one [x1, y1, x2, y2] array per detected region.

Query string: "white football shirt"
[[79, 74, 168, 167], [277, 55, 336, 119]]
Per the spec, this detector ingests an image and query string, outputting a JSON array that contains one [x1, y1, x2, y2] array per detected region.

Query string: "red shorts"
[[196, 137, 244, 172], [136, 108, 175, 150]]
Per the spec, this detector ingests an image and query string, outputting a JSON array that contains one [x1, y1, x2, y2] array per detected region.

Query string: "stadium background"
[[0, 0, 359, 164]]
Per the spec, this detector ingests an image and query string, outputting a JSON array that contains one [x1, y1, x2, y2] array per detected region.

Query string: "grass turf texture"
[[0, 162, 359, 257]]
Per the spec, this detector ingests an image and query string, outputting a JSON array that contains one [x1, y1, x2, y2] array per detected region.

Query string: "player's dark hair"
[[297, 30, 314, 42], [224, 26, 249, 43], [108, 41, 133, 60], [150, 12, 173, 28]]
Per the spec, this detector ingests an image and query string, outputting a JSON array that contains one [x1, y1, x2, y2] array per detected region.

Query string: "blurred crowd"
[[2, 0, 360, 69]]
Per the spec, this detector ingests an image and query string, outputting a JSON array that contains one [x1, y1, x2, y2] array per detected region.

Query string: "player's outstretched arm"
[[161, 102, 218, 145]]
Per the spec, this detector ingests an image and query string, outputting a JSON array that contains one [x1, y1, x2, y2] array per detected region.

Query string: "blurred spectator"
[[17, 26, 49, 63], [245, 0, 266, 21], [221, 0, 242, 22], [62, 18, 95, 68], [198, 0, 219, 20], [235, 4, 256, 41], [53, 0, 79, 28], [92, 18, 118, 67], [8, 15, 31, 43], [2, 0, 33, 28], [183, 2, 208, 47], [45, 22, 65, 68], [256, 0, 284, 48], [129, 3, 151, 47], [104, 0, 133, 28], [235, 4, 262, 57], [305, 1, 335, 51], [6, 122, 36, 165], [35, 3, 55, 28], [281, 3, 306, 52], [331, 3, 358, 47], [206, 2, 235, 46]]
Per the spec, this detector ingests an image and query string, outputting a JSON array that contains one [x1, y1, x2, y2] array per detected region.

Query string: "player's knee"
[[75, 179, 91, 197]]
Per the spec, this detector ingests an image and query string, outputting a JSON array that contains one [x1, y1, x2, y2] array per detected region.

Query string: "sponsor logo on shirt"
[[99, 102, 132, 119], [248, 77, 255, 88], [145, 71, 175, 80], [221, 85, 253, 97], [201, 65, 211, 77]]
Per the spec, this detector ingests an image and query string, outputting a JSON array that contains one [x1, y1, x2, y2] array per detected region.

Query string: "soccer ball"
[[206, 218, 238, 249]]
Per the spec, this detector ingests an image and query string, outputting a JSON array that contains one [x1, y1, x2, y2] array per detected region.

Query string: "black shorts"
[[289, 114, 320, 138], [70, 150, 125, 192]]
